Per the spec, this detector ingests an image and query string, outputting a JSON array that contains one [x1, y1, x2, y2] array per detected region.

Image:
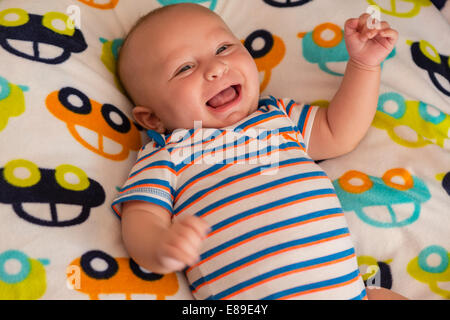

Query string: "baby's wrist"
[[348, 58, 381, 71]]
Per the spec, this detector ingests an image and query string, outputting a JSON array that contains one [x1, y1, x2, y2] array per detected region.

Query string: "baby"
[[112, 3, 405, 300]]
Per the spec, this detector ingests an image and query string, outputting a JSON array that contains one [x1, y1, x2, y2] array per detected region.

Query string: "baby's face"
[[122, 6, 260, 131]]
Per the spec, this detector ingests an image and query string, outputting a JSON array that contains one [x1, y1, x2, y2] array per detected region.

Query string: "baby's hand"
[[344, 13, 398, 68], [155, 215, 210, 272]]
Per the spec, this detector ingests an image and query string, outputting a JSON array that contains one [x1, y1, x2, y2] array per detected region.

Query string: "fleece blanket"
[[0, 0, 449, 300]]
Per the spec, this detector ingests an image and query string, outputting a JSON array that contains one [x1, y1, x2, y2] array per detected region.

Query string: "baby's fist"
[[156, 215, 210, 272], [344, 13, 398, 67]]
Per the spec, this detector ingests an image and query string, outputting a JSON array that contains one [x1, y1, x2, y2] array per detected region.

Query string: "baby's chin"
[[218, 111, 250, 128], [203, 107, 254, 129], [215, 101, 260, 129]]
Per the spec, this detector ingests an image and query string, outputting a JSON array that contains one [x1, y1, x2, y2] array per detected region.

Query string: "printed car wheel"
[[338, 170, 373, 194], [129, 259, 164, 281], [80, 250, 118, 280]]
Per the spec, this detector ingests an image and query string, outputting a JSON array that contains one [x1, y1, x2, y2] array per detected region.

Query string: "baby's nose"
[[205, 61, 229, 81]]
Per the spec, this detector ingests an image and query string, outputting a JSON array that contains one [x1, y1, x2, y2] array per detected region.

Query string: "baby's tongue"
[[207, 86, 237, 108]]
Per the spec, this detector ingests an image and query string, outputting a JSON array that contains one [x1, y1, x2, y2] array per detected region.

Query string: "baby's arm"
[[307, 13, 398, 160], [121, 200, 210, 274]]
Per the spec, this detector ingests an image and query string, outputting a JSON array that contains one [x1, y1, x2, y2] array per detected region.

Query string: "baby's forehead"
[[137, 5, 222, 32], [119, 5, 234, 81], [129, 11, 233, 55]]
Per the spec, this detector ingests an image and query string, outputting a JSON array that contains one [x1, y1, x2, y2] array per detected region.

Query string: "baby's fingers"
[[379, 28, 399, 43], [178, 215, 211, 239], [158, 241, 198, 270], [344, 18, 359, 36]]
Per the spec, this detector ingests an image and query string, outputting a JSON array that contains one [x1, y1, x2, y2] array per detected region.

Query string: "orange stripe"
[[170, 129, 299, 157], [112, 205, 121, 217], [282, 132, 299, 144], [301, 107, 312, 137], [277, 98, 299, 118], [242, 114, 285, 131], [288, 103, 299, 118], [187, 193, 337, 274], [127, 165, 176, 181], [175, 138, 253, 176], [169, 131, 226, 155], [135, 148, 164, 166], [174, 160, 313, 214], [175, 162, 302, 206], [187, 212, 344, 272], [191, 233, 349, 293], [175, 164, 233, 202], [179, 175, 326, 219], [278, 99, 286, 113], [175, 129, 304, 177], [224, 252, 355, 299], [207, 193, 335, 237], [166, 129, 199, 146], [280, 272, 361, 300], [175, 146, 300, 199]]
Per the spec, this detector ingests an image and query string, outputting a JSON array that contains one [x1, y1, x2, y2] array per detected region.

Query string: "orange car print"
[[242, 29, 285, 92], [77, 0, 119, 9], [67, 250, 179, 300], [46, 87, 141, 161]]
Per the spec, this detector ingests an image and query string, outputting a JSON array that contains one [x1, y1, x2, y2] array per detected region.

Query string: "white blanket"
[[0, 0, 449, 300]]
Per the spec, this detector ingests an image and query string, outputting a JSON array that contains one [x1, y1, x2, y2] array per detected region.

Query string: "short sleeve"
[[111, 145, 176, 218], [277, 98, 319, 151]]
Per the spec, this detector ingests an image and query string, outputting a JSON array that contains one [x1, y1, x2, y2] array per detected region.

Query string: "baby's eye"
[[216, 44, 231, 54], [176, 64, 192, 75]]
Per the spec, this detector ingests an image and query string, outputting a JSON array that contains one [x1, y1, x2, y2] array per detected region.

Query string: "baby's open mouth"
[[206, 84, 241, 109]]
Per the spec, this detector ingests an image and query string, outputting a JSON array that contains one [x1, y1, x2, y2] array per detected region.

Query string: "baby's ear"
[[132, 106, 166, 133]]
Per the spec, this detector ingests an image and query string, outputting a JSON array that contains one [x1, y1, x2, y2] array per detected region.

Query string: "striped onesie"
[[112, 96, 367, 300]]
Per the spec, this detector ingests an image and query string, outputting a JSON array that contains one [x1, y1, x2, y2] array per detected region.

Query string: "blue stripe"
[[111, 195, 172, 217], [174, 163, 229, 199], [178, 170, 327, 217], [118, 178, 173, 194], [168, 127, 295, 156], [176, 167, 322, 214], [169, 127, 305, 170], [235, 109, 285, 132], [350, 288, 367, 300], [258, 96, 278, 108], [285, 99, 296, 115], [190, 227, 349, 290], [204, 188, 337, 228], [207, 247, 355, 299], [129, 160, 175, 179], [174, 157, 313, 201], [201, 207, 343, 261], [166, 129, 223, 153], [297, 104, 312, 135], [175, 137, 305, 169], [135, 146, 172, 163], [261, 269, 361, 300], [171, 135, 251, 168], [135, 147, 163, 164]]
